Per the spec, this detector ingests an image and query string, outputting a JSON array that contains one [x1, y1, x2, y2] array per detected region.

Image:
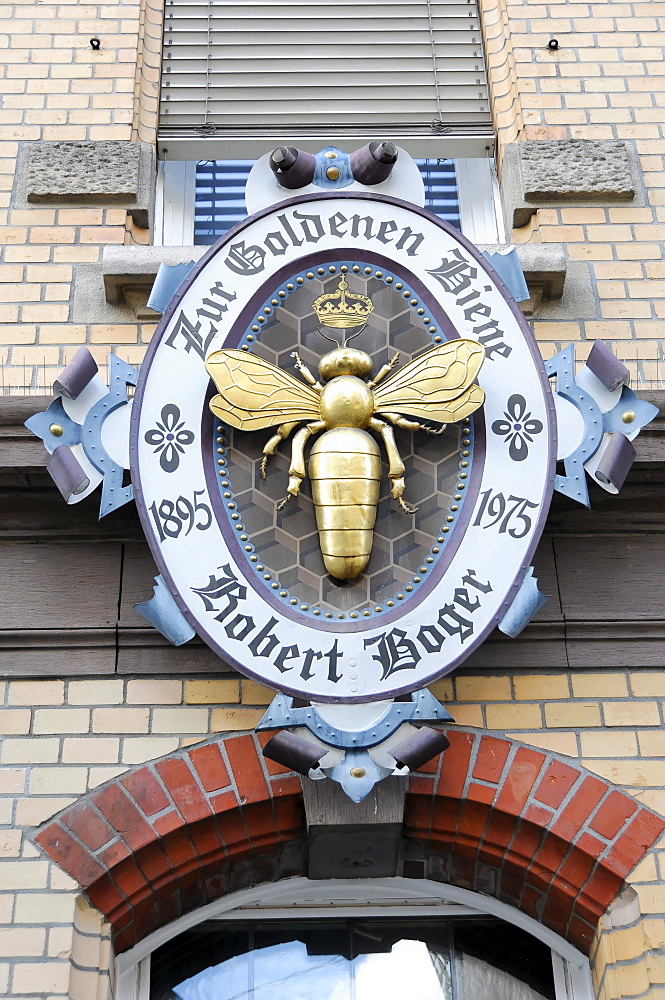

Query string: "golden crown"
[[312, 276, 374, 329]]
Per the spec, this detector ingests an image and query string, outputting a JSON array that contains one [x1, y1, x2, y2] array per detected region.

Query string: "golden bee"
[[205, 275, 485, 581]]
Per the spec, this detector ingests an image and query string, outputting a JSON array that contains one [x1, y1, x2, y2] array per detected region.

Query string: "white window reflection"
[[173, 939, 451, 1000]]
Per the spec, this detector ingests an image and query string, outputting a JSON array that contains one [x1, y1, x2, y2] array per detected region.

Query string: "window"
[[116, 880, 594, 1000], [155, 0, 503, 245], [155, 157, 504, 245]]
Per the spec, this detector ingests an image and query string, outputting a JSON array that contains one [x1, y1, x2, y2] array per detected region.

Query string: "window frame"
[[115, 877, 594, 1000]]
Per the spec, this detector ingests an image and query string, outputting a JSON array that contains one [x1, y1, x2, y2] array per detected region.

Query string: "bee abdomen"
[[309, 427, 381, 580]]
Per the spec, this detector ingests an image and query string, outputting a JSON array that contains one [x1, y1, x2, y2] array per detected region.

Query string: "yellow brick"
[[4, 246, 50, 262], [0, 710, 31, 735], [630, 672, 665, 697], [62, 738, 120, 764], [428, 678, 454, 702], [241, 680, 274, 705], [89, 766, 129, 787], [486, 703, 542, 728], [0, 737, 60, 764], [8, 679, 64, 705], [628, 855, 659, 883], [10, 208, 57, 226], [585, 759, 665, 787], [152, 707, 209, 733], [601, 301, 652, 319], [594, 262, 644, 279], [33, 708, 90, 735], [446, 704, 484, 727], [29, 767, 88, 795], [0, 926, 45, 956], [0, 861, 49, 890], [211, 707, 266, 731], [597, 281, 626, 299], [45, 283, 72, 301], [540, 225, 585, 242], [560, 207, 606, 223], [628, 280, 665, 298], [0, 830, 23, 859], [584, 320, 633, 340], [0, 768, 25, 793], [92, 707, 149, 734], [12, 961, 70, 995], [645, 262, 665, 280], [67, 678, 124, 705], [580, 731, 638, 757], [633, 320, 665, 337], [90, 323, 138, 343], [513, 674, 570, 699], [637, 731, 665, 756], [604, 701, 660, 727], [126, 678, 182, 704], [39, 324, 88, 344], [121, 737, 180, 765], [56, 207, 105, 226], [572, 673, 629, 698], [455, 675, 511, 701], [568, 244, 614, 261], [53, 245, 100, 262], [617, 243, 663, 260], [21, 303, 70, 322], [14, 798, 77, 827], [48, 925, 74, 959], [533, 321, 582, 341], [0, 264, 23, 281], [29, 226, 75, 244], [184, 679, 241, 704], [544, 701, 601, 727], [25, 264, 72, 282]]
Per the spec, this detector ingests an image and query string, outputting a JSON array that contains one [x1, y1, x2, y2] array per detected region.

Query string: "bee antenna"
[[316, 326, 342, 347], [342, 323, 368, 348]]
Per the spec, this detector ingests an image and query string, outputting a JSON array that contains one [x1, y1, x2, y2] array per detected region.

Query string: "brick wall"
[[2, 673, 665, 997]]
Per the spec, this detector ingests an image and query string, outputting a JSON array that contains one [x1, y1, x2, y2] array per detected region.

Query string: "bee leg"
[[382, 412, 447, 435], [292, 353, 323, 392], [367, 353, 400, 389], [369, 417, 418, 514], [276, 420, 325, 509], [261, 421, 300, 479]]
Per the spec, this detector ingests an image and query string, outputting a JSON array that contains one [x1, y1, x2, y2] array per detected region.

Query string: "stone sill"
[[100, 243, 568, 318]]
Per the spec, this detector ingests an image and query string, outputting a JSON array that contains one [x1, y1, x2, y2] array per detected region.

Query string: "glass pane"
[[453, 920, 556, 1000], [417, 159, 460, 230], [149, 917, 555, 1000]]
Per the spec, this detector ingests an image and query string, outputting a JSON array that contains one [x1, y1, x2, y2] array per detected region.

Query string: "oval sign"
[[131, 193, 555, 703]]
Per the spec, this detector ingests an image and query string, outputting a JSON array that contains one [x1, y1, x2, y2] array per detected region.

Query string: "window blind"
[[159, 0, 493, 148]]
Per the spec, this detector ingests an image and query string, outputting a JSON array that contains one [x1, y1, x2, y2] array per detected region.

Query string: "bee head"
[[318, 348, 373, 381]]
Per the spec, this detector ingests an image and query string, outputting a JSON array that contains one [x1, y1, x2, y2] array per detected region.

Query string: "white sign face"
[[131, 194, 555, 703]]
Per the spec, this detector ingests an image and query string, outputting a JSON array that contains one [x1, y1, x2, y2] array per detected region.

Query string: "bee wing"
[[205, 349, 321, 431], [373, 339, 486, 424]]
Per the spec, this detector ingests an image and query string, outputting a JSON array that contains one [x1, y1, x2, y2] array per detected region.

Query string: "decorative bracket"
[[25, 348, 137, 517]]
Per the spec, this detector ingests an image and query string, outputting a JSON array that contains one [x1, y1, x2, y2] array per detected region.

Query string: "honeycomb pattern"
[[213, 262, 473, 620]]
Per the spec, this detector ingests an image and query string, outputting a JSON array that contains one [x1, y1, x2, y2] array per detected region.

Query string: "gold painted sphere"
[[318, 347, 373, 381], [320, 376, 374, 428], [622, 410, 635, 424]]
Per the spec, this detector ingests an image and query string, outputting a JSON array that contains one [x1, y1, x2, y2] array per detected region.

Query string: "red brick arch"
[[34, 730, 664, 955]]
